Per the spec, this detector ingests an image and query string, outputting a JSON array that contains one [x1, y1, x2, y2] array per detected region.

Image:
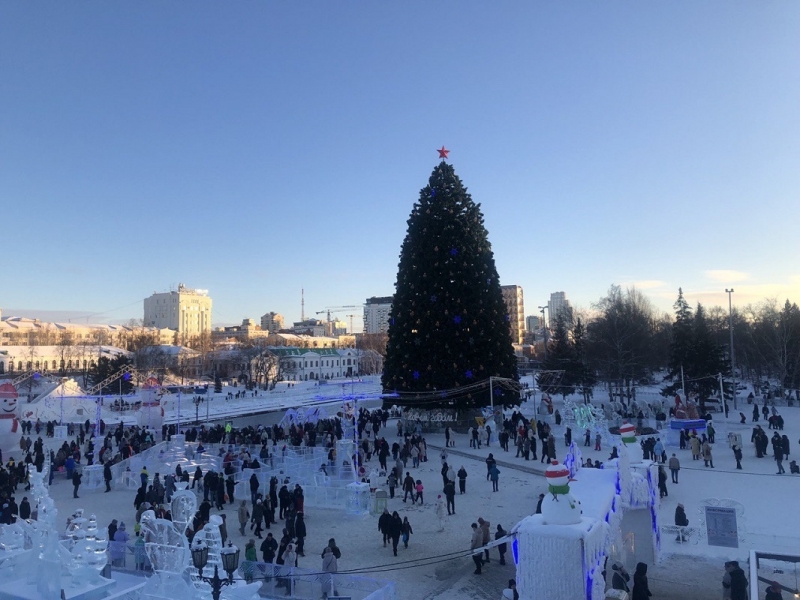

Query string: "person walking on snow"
[[237, 500, 249, 536], [444, 480, 456, 514], [726, 560, 748, 600], [611, 562, 630, 594], [388, 511, 402, 556], [485, 454, 496, 480], [402, 472, 415, 503], [632, 562, 652, 600], [457, 466, 467, 494], [775, 444, 786, 474], [478, 518, 491, 564], [657, 465, 668, 498], [470, 523, 483, 574], [496, 524, 508, 565], [702, 440, 714, 468], [489, 464, 501, 492], [401, 517, 413, 548], [668, 453, 680, 483], [690, 435, 701, 460], [674, 503, 689, 541], [434, 495, 446, 531], [378, 508, 392, 547]]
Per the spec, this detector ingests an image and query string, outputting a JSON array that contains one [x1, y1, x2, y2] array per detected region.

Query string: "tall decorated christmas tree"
[[382, 149, 518, 409]]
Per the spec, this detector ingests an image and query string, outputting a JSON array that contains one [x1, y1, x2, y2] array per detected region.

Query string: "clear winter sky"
[[2, 2, 799, 329]]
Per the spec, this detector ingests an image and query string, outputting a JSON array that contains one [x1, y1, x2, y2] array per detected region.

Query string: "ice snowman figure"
[[0, 391, 21, 458], [619, 422, 637, 445], [540, 461, 582, 525]]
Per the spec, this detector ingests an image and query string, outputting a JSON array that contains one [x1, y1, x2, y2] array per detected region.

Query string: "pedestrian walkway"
[[426, 441, 548, 477]]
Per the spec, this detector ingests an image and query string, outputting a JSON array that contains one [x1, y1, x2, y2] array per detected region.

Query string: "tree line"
[[539, 285, 800, 403]]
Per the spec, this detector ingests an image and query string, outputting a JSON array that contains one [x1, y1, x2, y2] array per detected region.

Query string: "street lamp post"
[[538, 306, 549, 362], [725, 288, 737, 411], [191, 541, 241, 600]]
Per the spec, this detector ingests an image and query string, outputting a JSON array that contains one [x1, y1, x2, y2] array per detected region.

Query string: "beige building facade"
[[144, 284, 212, 339], [501, 285, 525, 345]]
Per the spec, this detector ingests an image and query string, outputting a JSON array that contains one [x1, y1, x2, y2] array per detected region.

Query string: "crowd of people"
[[4, 391, 798, 600]]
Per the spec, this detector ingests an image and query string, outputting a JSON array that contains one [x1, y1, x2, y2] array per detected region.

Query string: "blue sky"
[[2, 2, 799, 329]]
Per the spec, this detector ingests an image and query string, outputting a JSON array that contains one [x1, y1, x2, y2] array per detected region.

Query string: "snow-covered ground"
[[35, 385, 800, 600]]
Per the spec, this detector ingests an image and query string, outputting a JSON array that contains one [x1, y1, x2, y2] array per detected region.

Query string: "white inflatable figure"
[[540, 461, 582, 525], [0, 392, 22, 459]]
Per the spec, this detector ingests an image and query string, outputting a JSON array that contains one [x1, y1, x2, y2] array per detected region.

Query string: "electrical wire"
[[258, 545, 490, 578]]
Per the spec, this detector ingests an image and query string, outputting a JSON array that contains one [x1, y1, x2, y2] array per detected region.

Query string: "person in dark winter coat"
[[657, 466, 668, 498], [19, 497, 31, 520], [443, 480, 456, 514], [632, 562, 652, 599], [611, 562, 630, 593], [104, 462, 113, 492], [401, 517, 413, 548], [674, 503, 689, 541], [495, 524, 508, 565], [402, 473, 415, 502], [294, 512, 306, 556], [378, 508, 392, 547], [72, 471, 82, 498], [765, 581, 784, 600], [276, 529, 291, 565], [251, 500, 264, 538], [260, 532, 278, 563], [485, 454, 496, 480], [388, 511, 402, 556], [457, 466, 467, 494], [728, 561, 748, 600], [733, 445, 743, 470]]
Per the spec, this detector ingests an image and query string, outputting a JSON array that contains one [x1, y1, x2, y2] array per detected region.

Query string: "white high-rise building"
[[363, 296, 393, 334], [547, 291, 573, 327], [260, 312, 285, 334], [144, 284, 212, 339], [501, 285, 525, 344]]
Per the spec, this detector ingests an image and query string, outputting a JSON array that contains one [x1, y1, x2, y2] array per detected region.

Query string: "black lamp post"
[[191, 540, 241, 600]]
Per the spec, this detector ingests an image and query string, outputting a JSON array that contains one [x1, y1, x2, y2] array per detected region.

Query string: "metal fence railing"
[[237, 560, 394, 600]]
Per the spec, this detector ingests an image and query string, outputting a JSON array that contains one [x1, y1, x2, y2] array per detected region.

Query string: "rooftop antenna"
[[301, 288, 305, 321]]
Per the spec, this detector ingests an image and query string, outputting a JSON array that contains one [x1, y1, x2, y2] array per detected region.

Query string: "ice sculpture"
[[170, 484, 198, 537]]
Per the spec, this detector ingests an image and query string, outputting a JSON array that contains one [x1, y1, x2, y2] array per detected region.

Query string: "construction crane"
[[345, 314, 360, 334], [315, 305, 362, 324]]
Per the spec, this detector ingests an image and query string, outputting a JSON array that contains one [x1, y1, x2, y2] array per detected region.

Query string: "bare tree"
[[746, 298, 800, 398], [251, 350, 279, 390], [586, 285, 662, 399], [56, 335, 77, 375], [356, 333, 388, 357]]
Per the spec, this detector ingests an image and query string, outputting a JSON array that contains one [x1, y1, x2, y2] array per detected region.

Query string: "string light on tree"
[[382, 149, 517, 408]]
